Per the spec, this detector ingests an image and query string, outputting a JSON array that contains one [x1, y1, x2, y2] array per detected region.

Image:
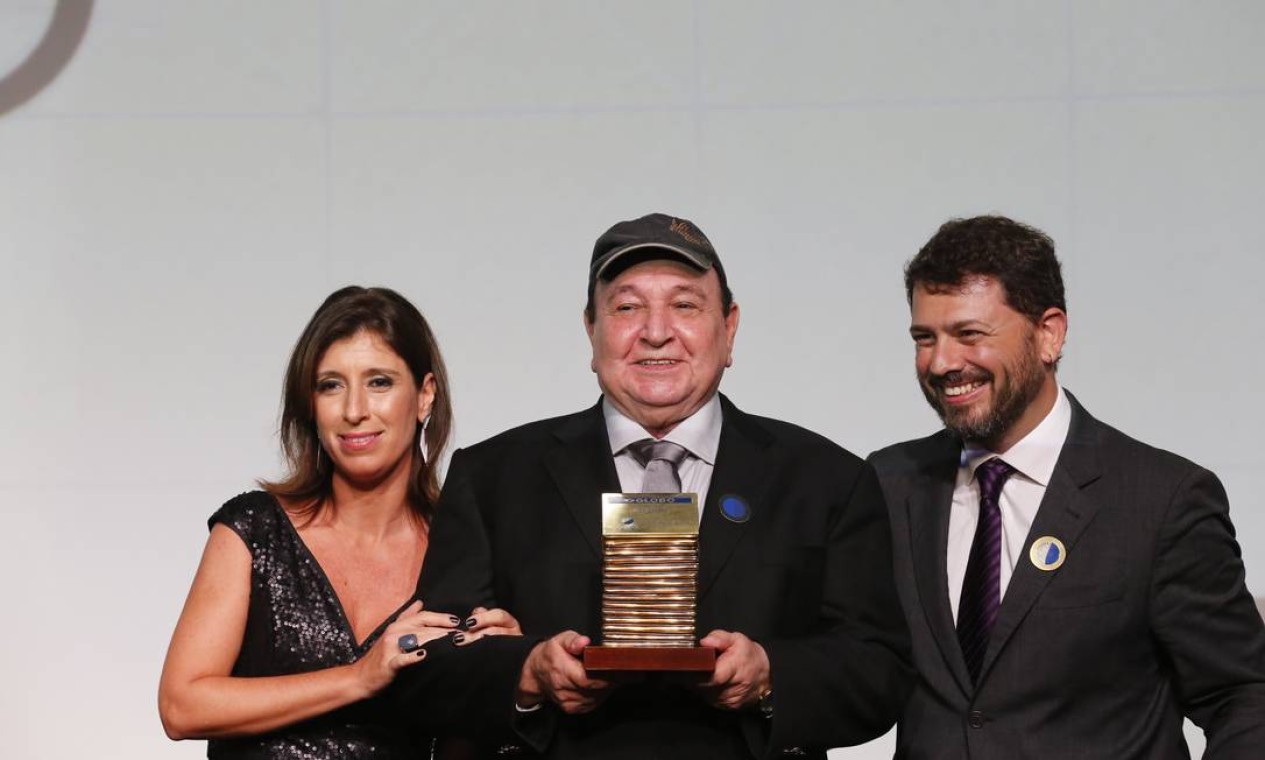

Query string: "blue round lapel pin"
[[719, 495, 751, 523], [1029, 536, 1066, 571]]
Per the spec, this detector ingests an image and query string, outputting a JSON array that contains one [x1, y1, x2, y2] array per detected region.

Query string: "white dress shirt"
[[603, 394, 723, 522], [947, 386, 1072, 623]]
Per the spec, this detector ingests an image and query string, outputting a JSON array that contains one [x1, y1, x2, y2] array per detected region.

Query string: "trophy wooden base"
[[583, 645, 716, 672]]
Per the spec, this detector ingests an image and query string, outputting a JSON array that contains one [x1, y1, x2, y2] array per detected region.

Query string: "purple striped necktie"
[[957, 456, 1016, 684]]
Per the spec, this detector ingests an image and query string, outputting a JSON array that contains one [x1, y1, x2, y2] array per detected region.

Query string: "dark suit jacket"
[[417, 395, 913, 759], [869, 393, 1265, 759]]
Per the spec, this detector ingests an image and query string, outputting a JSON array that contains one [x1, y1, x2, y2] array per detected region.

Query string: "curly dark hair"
[[904, 215, 1066, 322]]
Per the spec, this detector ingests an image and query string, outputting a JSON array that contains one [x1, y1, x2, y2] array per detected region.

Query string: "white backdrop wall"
[[2, 2, 1262, 758]]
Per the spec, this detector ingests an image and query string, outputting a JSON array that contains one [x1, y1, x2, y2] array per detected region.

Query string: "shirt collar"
[[603, 394, 723, 465], [961, 385, 1072, 487]]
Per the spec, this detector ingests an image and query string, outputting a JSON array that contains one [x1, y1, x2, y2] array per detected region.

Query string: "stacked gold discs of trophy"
[[603, 532, 697, 647], [584, 494, 716, 672]]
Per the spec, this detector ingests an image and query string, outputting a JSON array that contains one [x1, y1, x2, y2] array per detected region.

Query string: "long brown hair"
[[260, 286, 453, 523]]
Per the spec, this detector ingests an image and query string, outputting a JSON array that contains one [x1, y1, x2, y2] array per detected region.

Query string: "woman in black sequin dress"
[[158, 287, 520, 758]]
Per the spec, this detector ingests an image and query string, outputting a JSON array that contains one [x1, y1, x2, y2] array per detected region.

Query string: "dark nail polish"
[[449, 615, 461, 626], [464, 617, 477, 628], [452, 633, 466, 644]]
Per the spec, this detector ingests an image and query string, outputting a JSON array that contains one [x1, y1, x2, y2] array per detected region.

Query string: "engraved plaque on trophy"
[[583, 493, 717, 672]]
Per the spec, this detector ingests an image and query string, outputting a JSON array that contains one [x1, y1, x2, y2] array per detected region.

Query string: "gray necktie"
[[628, 439, 690, 492]]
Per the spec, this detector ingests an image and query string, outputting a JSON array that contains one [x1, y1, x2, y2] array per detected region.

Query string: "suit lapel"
[[543, 401, 620, 559], [697, 396, 770, 598], [978, 395, 1105, 682], [906, 434, 975, 694]]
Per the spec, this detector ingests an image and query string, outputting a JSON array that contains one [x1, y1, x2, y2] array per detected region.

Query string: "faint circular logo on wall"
[[0, 0, 94, 117]]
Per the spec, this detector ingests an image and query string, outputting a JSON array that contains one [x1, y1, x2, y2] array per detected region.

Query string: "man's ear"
[[723, 302, 740, 368], [584, 308, 598, 372], [1036, 307, 1067, 366]]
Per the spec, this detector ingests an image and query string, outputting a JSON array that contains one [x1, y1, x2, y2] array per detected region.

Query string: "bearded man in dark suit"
[[418, 213, 912, 759], [870, 215, 1265, 759]]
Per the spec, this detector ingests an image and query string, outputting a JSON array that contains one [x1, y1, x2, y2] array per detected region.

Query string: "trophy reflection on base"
[[583, 493, 716, 672]]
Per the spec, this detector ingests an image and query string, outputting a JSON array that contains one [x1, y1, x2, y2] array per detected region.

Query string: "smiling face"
[[586, 258, 739, 437], [313, 329, 435, 490], [910, 276, 1065, 453]]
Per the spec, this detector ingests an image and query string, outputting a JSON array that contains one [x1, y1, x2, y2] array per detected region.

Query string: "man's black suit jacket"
[[869, 392, 1265, 759], [417, 395, 913, 759]]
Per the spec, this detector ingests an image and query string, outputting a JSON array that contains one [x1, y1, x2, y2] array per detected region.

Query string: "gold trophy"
[[583, 493, 716, 672]]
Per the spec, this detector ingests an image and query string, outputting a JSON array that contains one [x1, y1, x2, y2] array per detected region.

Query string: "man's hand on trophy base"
[[696, 630, 771, 711], [517, 631, 612, 715]]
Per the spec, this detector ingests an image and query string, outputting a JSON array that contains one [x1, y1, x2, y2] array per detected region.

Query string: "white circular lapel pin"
[[1029, 536, 1067, 571]]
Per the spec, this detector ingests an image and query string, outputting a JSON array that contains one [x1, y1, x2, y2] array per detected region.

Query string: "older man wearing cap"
[[416, 213, 913, 759]]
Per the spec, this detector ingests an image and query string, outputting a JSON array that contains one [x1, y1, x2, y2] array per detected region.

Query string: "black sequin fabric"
[[206, 491, 426, 760]]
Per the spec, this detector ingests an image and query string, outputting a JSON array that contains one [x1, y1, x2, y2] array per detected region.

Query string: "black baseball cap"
[[589, 213, 727, 289]]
